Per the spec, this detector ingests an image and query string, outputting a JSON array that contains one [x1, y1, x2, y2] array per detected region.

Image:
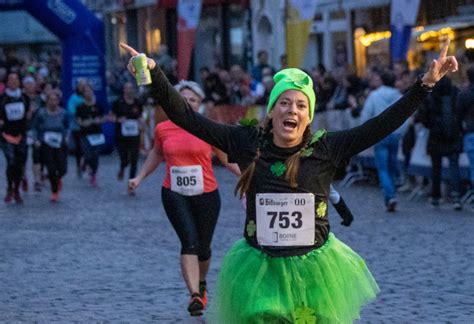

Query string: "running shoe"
[[90, 174, 97, 187], [386, 198, 397, 212], [199, 281, 208, 308], [187, 293, 204, 317], [21, 177, 28, 192], [4, 190, 13, 203], [13, 190, 23, 204], [453, 200, 462, 211], [50, 192, 59, 203]]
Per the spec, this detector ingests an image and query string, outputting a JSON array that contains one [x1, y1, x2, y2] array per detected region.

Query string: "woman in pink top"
[[128, 80, 240, 317]]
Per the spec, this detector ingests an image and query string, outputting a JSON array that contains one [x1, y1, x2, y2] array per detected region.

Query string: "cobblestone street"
[[1, 155, 473, 322]]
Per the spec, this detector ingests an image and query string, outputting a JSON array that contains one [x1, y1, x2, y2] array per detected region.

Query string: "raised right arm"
[[147, 66, 248, 155], [119, 43, 251, 156]]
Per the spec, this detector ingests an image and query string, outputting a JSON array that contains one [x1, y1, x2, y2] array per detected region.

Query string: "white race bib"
[[256, 193, 315, 246], [170, 165, 204, 196], [121, 119, 139, 137], [44, 131, 63, 148], [86, 133, 105, 146], [5, 102, 25, 121]]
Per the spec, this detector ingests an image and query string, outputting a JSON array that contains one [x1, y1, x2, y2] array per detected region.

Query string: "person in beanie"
[[121, 41, 457, 322]]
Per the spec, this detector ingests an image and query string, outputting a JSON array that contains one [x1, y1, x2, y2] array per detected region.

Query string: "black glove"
[[333, 197, 354, 227]]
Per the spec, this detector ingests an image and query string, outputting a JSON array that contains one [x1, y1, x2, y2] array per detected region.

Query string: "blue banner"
[[389, 0, 420, 63], [0, 0, 112, 151], [389, 25, 413, 62]]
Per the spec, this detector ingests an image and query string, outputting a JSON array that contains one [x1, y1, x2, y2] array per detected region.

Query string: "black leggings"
[[71, 130, 83, 170], [41, 145, 67, 193], [117, 138, 140, 179], [2, 139, 27, 191], [161, 187, 221, 261], [80, 136, 100, 174]]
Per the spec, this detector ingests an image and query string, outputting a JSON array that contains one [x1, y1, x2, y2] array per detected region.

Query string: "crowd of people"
[[1, 45, 474, 209], [0, 39, 470, 320]]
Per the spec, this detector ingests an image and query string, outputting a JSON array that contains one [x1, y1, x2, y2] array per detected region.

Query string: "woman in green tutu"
[[121, 41, 457, 323]]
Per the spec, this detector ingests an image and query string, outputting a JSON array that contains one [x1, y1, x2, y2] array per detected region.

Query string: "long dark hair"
[[235, 118, 313, 197]]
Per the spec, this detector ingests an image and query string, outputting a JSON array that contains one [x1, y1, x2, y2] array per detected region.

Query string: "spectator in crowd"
[[416, 76, 462, 210], [199, 66, 210, 87], [251, 50, 275, 82], [325, 68, 349, 131], [0, 67, 7, 95], [457, 67, 474, 195], [393, 60, 409, 81], [361, 70, 404, 212], [279, 54, 288, 70]]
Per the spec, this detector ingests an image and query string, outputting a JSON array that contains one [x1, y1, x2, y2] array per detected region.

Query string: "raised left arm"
[[328, 40, 458, 164]]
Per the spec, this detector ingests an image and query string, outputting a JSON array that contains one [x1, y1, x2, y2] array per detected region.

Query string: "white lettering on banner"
[[44, 132, 63, 148], [86, 133, 105, 146], [71, 55, 103, 91], [256, 193, 315, 247], [121, 119, 139, 137], [170, 165, 204, 196], [47, 0, 76, 24], [4, 102, 25, 121]]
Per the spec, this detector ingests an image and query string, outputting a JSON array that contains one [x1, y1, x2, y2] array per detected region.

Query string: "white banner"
[[289, 0, 318, 21], [390, 0, 420, 31], [177, 0, 202, 29]]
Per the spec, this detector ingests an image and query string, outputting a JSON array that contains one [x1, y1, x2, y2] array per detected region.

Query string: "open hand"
[[422, 39, 458, 86], [119, 43, 156, 75]]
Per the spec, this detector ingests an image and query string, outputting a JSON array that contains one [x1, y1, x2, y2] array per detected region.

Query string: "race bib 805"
[[170, 165, 204, 196]]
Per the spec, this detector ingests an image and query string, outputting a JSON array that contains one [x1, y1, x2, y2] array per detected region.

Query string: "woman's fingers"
[[120, 43, 139, 56], [438, 39, 450, 60], [127, 62, 136, 74], [447, 56, 458, 72]]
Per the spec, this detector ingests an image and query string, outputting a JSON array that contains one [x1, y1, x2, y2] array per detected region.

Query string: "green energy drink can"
[[132, 53, 152, 86]]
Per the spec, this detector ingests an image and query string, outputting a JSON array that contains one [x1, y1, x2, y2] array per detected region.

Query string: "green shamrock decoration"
[[295, 305, 317, 324], [246, 221, 256, 237], [316, 201, 327, 218], [310, 129, 327, 145], [302, 147, 314, 157], [239, 118, 259, 127], [270, 161, 286, 176]]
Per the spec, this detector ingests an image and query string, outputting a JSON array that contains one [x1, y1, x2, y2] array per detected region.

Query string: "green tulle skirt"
[[208, 233, 379, 324]]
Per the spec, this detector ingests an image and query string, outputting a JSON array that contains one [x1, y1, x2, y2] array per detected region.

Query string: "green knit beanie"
[[267, 68, 316, 121]]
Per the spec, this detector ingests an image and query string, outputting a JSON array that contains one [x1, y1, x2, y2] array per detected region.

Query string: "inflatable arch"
[[0, 0, 113, 148]]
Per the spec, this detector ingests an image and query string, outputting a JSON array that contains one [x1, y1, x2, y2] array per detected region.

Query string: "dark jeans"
[[2, 138, 27, 191], [80, 135, 100, 174], [430, 153, 461, 200], [117, 138, 140, 179], [41, 144, 67, 193], [161, 187, 221, 261]]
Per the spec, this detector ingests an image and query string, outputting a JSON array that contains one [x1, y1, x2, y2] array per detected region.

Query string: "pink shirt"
[[154, 120, 218, 192]]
